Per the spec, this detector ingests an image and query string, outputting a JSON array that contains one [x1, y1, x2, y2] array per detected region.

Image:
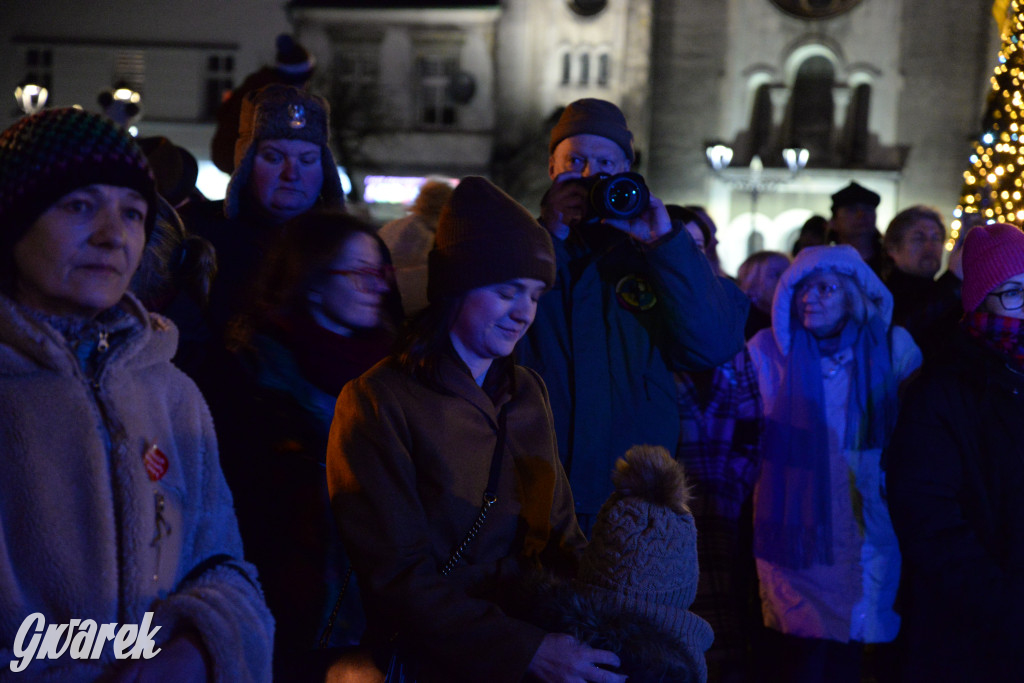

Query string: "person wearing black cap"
[[0, 108, 273, 681], [326, 176, 625, 683], [825, 181, 884, 273], [519, 98, 749, 533]]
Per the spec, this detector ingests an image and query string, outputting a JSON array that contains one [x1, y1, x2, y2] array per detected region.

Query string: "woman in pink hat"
[[885, 221, 1024, 682]]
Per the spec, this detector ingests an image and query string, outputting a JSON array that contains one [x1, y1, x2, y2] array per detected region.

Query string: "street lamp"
[[705, 144, 809, 255], [98, 83, 143, 132], [14, 83, 48, 115]]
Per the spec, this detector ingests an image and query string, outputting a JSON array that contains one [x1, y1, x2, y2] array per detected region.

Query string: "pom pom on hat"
[[275, 34, 316, 82], [961, 222, 1024, 312], [427, 176, 555, 301], [548, 98, 635, 164], [574, 445, 713, 681]]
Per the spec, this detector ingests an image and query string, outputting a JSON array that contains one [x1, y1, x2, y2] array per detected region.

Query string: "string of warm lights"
[[954, 0, 1024, 249]]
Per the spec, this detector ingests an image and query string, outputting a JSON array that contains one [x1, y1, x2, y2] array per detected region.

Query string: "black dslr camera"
[[577, 172, 650, 223]]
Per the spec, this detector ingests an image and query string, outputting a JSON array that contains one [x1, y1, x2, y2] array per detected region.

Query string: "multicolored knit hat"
[[548, 98, 635, 163], [575, 445, 714, 682], [225, 83, 344, 220], [961, 222, 1024, 312], [427, 176, 555, 302], [0, 107, 157, 242]]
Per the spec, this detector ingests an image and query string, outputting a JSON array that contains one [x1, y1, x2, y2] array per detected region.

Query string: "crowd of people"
[[0, 45, 1020, 683]]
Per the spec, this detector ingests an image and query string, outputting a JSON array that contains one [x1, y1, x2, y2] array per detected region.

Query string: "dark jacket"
[[884, 332, 1024, 681], [517, 223, 748, 515], [326, 353, 586, 683], [883, 268, 962, 366]]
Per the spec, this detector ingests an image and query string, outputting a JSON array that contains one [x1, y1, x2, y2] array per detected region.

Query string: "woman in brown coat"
[[326, 177, 626, 683]]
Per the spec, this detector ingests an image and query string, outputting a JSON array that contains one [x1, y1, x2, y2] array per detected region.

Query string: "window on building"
[[848, 83, 871, 164], [333, 49, 380, 128], [579, 53, 590, 86], [417, 54, 457, 127], [204, 53, 235, 120], [788, 55, 835, 163], [749, 83, 774, 157], [597, 53, 610, 87], [114, 50, 146, 95], [561, 52, 572, 86], [23, 47, 53, 91], [567, 0, 608, 16]]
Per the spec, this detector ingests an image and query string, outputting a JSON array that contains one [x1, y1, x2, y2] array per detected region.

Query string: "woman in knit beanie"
[[0, 108, 273, 680], [885, 222, 1024, 681], [326, 176, 626, 683]]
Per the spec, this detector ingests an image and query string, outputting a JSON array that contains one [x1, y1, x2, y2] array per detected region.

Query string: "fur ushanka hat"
[[224, 83, 343, 220]]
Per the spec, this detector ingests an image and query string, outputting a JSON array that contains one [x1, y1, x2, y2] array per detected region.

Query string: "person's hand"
[[603, 194, 672, 244], [527, 633, 628, 683], [106, 632, 210, 683], [541, 171, 588, 240]]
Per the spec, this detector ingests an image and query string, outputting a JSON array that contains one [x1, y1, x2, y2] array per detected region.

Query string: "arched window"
[[579, 53, 590, 86], [788, 56, 835, 161], [561, 52, 572, 85], [597, 53, 610, 87], [749, 83, 774, 157], [848, 83, 871, 163]]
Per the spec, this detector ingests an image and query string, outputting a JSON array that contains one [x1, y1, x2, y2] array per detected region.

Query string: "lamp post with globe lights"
[[706, 144, 809, 255]]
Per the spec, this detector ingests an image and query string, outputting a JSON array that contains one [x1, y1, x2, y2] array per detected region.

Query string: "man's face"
[[548, 134, 630, 179], [250, 138, 324, 223], [887, 219, 945, 279], [831, 203, 877, 241]]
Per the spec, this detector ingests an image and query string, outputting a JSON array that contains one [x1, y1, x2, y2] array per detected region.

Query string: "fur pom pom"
[[611, 445, 691, 514]]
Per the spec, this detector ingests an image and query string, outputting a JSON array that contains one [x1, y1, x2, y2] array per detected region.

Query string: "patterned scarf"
[[961, 310, 1024, 372]]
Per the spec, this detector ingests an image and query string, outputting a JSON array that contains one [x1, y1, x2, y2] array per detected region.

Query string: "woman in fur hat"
[[885, 222, 1024, 681], [747, 245, 921, 682], [0, 108, 273, 681], [326, 176, 626, 683]]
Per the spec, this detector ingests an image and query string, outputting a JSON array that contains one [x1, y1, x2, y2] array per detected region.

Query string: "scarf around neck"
[[962, 310, 1024, 372], [754, 312, 897, 569]]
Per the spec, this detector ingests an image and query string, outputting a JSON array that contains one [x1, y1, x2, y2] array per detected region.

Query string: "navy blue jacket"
[[518, 223, 748, 515]]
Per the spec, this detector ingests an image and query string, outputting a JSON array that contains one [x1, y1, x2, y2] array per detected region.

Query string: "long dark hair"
[[227, 209, 402, 352], [393, 294, 464, 384]]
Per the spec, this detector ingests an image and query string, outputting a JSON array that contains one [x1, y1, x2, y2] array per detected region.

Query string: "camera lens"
[[606, 178, 643, 215], [590, 172, 650, 220]]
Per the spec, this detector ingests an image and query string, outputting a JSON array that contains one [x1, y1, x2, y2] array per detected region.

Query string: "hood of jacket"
[[770, 244, 893, 355]]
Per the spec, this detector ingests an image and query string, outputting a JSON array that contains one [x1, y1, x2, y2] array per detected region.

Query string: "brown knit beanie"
[[427, 176, 555, 302], [0, 107, 157, 243], [576, 445, 714, 682], [548, 98, 635, 163], [225, 83, 343, 219]]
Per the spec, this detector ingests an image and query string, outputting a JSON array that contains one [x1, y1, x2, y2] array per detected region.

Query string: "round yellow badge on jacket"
[[615, 274, 657, 312]]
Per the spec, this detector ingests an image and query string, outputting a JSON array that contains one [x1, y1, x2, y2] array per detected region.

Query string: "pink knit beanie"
[[961, 222, 1024, 312]]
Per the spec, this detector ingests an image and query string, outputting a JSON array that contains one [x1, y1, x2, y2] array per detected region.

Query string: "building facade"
[[1, 0, 999, 273]]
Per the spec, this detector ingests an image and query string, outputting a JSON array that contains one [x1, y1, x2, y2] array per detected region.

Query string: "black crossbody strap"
[[440, 404, 508, 576]]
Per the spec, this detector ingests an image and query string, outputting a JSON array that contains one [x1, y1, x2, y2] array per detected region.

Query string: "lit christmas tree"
[[954, 0, 1024, 244]]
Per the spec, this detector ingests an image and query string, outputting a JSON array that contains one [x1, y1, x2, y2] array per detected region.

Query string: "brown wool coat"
[[326, 353, 585, 683]]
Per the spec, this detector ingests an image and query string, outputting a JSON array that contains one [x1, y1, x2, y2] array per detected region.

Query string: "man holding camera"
[[518, 98, 749, 533]]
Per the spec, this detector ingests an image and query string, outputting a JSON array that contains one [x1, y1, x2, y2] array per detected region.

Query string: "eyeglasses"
[[327, 266, 393, 293], [796, 281, 841, 301], [986, 286, 1024, 311]]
